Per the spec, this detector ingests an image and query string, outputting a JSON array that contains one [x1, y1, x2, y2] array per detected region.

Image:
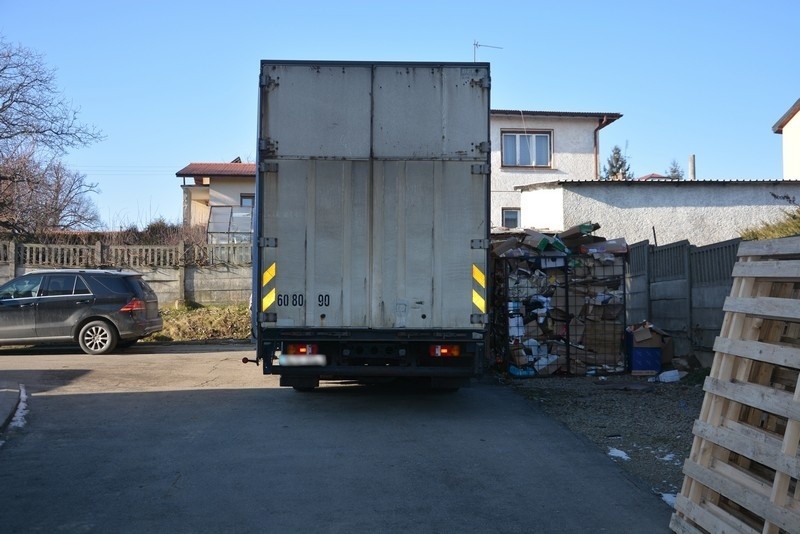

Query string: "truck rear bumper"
[[273, 365, 474, 378], [257, 327, 486, 381]]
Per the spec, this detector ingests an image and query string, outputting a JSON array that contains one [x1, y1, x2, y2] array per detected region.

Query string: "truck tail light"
[[286, 344, 318, 355], [119, 298, 145, 312], [280, 344, 325, 366], [429, 344, 461, 357]]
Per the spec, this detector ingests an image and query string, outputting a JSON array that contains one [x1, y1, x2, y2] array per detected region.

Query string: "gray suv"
[[0, 269, 163, 354]]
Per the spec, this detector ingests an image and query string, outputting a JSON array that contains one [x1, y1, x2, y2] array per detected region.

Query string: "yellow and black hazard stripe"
[[472, 264, 486, 314], [261, 262, 276, 313]]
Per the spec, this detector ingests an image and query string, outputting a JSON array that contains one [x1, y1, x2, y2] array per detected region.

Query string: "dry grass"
[[147, 304, 251, 342]]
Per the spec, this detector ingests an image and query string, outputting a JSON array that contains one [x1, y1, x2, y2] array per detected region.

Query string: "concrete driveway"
[[0, 343, 672, 532]]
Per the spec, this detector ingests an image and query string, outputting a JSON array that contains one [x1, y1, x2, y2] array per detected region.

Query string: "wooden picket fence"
[[671, 236, 800, 533]]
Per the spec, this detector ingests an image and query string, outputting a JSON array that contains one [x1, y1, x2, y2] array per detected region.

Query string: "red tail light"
[[286, 344, 318, 355], [119, 298, 146, 312], [429, 344, 462, 357]]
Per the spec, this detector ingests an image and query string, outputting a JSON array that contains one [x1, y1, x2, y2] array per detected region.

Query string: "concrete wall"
[[0, 264, 250, 308], [520, 180, 800, 246], [0, 242, 251, 308], [490, 114, 599, 228]]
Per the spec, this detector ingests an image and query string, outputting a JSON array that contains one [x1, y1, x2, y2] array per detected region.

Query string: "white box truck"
[[251, 60, 491, 390]]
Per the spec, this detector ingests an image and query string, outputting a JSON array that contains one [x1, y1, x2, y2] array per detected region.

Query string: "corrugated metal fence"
[[625, 238, 740, 364]]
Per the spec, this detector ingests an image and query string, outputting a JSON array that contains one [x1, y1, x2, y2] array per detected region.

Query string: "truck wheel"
[[78, 320, 118, 355]]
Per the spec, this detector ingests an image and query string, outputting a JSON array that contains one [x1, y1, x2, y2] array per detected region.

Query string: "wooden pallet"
[[671, 236, 800, 534]]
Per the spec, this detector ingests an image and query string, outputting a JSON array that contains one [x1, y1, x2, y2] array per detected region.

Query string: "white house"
[[773, 98, 800, 180], [489, 109, 621, 229], [176, 161, 256, 242]]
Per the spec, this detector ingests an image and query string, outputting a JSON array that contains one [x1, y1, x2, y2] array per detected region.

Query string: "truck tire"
[[78, 320, 119, 355]]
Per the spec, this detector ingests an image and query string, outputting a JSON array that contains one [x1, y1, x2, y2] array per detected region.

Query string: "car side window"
[[0, 275, 44, 299], [74, 276, 91, 295], [86, 275, 130, 296], [42, 274, 78, 296]]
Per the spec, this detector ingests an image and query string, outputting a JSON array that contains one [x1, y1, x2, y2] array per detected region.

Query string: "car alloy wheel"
[[78, 320, 118, 355]]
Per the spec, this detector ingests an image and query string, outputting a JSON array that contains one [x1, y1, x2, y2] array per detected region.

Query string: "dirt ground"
[[505, 370, 709, 501]]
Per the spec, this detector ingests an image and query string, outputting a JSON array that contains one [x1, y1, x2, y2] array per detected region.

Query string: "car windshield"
[[0, 275, 44, 299]]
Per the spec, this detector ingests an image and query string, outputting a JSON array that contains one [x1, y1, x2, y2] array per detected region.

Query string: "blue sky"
[[2, 1, 798, 228]]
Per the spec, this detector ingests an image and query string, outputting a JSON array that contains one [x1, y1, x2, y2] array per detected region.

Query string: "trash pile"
[[492, 222, 629, 377]]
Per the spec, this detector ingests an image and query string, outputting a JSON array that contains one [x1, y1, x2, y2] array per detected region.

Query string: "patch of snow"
[[658, 453, 676, 462], [608, 447, 630, 461], [9, 384, 28, 429], [661, 493, 677, 507]]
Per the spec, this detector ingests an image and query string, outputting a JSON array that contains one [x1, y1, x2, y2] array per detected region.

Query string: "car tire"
[[78, 320, 119, 355]]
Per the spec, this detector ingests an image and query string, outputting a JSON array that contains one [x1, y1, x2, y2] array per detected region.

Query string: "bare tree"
[[0, 146, 101, 238], [32, 160, 101, 233], [0, 144, 40, 235], [0, 37, 103, 155], [0, 36, 103, 237]]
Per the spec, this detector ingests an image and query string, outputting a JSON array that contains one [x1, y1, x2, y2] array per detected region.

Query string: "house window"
[[240, 194, 255, 207], [501, 131, 551, 167], [502, 208, 520, 229]]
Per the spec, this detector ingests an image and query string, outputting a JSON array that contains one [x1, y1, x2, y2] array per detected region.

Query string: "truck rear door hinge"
[[260, 73, 279, 89], [471, 239, 490, 250], [260, 161, 279, 173], [259, 237, 278, 247], [476, 141, 491, 154], [470, 313, 489, 325], [471, 164, 490, 175], [259, 138, 278, 158], [470, 76, 491, 89]]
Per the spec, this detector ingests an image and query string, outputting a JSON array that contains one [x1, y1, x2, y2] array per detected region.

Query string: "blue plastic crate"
[[631, 347, 661, 374]]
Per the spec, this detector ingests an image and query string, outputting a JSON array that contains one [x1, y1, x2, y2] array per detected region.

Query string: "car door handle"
[[75, 299, 92, 304], [18, 302, 36, 308]]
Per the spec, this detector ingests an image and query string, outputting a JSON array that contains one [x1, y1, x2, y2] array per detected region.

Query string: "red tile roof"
[[175, 163, 255, 177]]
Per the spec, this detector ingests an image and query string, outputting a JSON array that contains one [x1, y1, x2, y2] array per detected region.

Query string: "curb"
[[0, 382, 22, 433]]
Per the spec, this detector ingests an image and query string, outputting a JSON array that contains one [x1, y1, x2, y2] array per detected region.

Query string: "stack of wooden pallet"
[[671, 236, 800, 533]]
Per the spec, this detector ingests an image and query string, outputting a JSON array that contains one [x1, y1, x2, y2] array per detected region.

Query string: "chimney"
[[689, 154, 696, 181]]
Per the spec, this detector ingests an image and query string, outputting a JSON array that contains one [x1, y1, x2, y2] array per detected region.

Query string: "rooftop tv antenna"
[[473, 40, 503, 62]]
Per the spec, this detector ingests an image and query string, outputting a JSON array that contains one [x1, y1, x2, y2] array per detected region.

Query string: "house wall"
[[520, 181, 800, 246], [210, 177, 253, 207], [182, 185, 210, 227], [519, 184, 564, 230], [784, 114, 800, 180], [490, 115, 599, 227]]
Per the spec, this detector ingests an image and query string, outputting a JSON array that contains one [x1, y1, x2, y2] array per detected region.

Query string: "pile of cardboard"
[[493, 222, 628, 377]]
